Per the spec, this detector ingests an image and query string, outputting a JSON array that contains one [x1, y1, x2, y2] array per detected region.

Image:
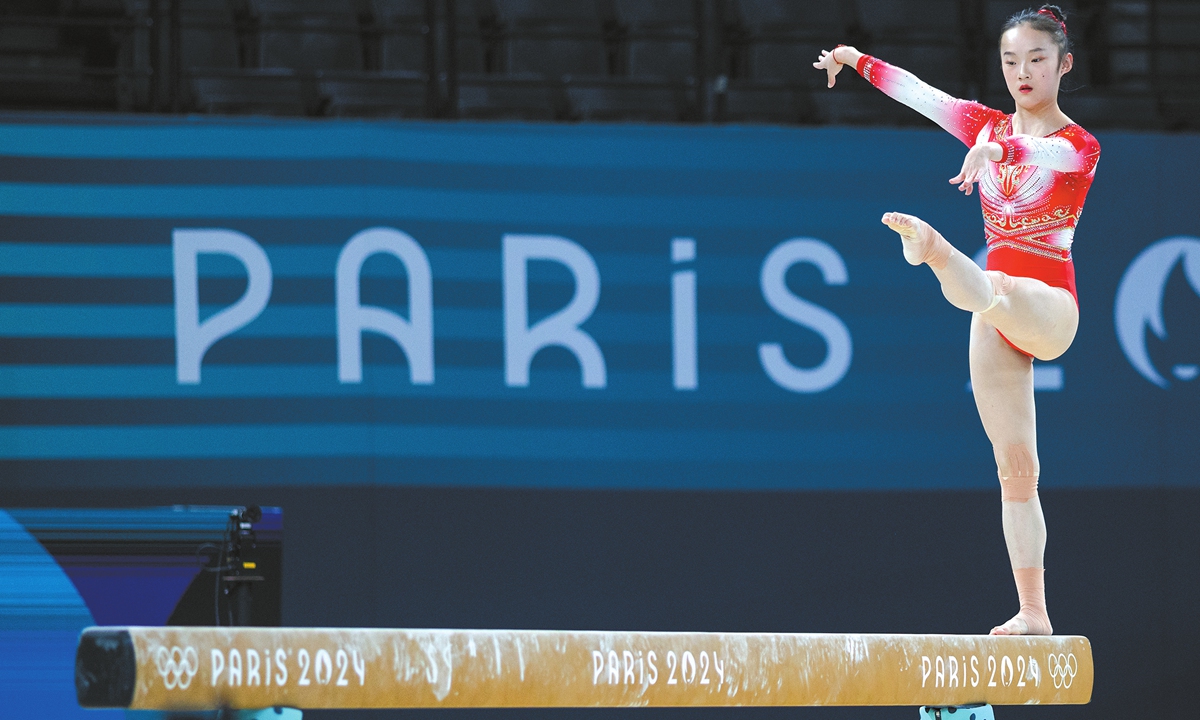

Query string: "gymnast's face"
[[999, 24, 1073, 113]]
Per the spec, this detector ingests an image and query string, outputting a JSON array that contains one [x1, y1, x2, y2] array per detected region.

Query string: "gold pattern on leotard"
[[979, 116, 1085, 260]]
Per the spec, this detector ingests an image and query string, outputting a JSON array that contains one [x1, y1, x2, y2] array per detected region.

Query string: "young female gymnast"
[[813, 5, 1100, 636]]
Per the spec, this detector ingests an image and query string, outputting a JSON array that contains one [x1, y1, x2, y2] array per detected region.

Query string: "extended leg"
[[969, 314, 1052, 636], [881, 211, 994, 311], [881, 212, 1079, 360]]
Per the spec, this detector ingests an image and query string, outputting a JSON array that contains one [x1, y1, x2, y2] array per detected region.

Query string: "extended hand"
[[950, 142, 1001, 196], [813, 48, 846, 88]]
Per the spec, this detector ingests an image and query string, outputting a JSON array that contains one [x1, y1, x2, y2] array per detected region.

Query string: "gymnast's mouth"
[[1019, 84, 1033, 93]]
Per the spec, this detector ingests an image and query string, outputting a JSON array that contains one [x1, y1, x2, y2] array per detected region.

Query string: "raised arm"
[[814, 47, 1002, 148]]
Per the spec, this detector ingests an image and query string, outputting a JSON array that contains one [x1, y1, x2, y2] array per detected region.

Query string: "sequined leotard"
[[853, 54, 1100, 352]]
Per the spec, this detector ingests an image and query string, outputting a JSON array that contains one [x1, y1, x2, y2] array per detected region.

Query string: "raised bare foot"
[[880, 211, 952, 269], [990, 611, 1053, 636]]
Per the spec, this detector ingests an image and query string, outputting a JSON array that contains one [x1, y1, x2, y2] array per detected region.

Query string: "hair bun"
[[1037, 4, 1069, 34], [1039, 4, 1067, 23]]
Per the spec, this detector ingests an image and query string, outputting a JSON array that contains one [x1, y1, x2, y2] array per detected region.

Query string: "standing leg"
[[969, 314, 1052, 636]]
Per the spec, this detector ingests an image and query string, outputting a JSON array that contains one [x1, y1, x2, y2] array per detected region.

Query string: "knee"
[[985, 270, 1015, 297], [995, 442, 1039, 502]]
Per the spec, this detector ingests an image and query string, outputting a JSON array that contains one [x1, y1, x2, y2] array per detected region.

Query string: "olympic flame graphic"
[[1114, 237, 1200, 388]]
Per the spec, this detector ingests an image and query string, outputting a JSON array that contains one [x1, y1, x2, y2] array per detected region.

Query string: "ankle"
[[920, 226, 952, 270], [1017, 607, 1053, 635], [1012, 566, 1050, 632]]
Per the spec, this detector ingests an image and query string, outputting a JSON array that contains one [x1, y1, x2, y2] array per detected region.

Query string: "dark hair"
[[1001, 4, 1072, 61]]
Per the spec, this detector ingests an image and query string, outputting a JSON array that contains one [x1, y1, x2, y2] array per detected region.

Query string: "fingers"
[[814, 50, 839, 88], [951, 160, 986, 194], [952, 142, 997, 194]]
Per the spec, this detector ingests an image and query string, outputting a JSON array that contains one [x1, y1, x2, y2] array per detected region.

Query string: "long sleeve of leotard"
[[995, 125, 1101, 174], [853, 54, 1003, 148], [853, 54, 1101, 175]]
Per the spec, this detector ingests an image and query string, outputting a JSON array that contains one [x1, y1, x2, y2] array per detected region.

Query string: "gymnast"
[[814, 5, 1100, 636]]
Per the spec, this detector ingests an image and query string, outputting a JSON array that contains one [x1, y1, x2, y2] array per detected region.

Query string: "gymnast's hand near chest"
[[950, 141, 1003, 195]]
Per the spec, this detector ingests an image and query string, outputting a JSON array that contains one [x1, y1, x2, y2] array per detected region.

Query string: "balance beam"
[[76, 627, 1092, 710]]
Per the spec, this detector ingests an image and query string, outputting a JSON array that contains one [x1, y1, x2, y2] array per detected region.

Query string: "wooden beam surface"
[[75, 626, 1092, 710]]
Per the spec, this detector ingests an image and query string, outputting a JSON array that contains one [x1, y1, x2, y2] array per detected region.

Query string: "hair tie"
[[1037, 7, 1067, 36]]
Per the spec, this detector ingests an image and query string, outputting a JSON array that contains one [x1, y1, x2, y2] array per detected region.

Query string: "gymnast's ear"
[[1059, 52, 1074, 75]]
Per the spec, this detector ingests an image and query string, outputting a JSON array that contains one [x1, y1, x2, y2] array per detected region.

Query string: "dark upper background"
[[0, 0, 1196, 130]]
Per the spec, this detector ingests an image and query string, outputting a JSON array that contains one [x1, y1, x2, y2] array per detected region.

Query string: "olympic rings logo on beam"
[[1047, 652, 1077, 689], [155, 646, 199, 690]]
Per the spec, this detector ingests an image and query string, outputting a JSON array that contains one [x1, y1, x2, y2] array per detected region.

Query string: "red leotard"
[[852, 54, 1101, 355]]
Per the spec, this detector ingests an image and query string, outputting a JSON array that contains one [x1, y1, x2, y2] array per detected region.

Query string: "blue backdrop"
[[0, 116, 1196, 491]]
